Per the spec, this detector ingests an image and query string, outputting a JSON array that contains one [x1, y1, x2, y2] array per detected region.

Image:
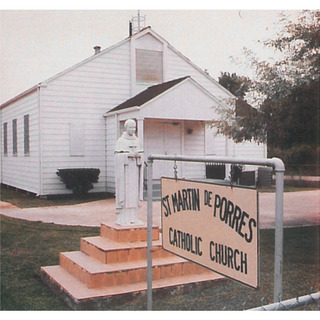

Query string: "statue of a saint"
[[114, 119, 144, 226]]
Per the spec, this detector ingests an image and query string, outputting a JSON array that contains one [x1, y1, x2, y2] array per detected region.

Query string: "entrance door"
[[145, 121, 182, 179]]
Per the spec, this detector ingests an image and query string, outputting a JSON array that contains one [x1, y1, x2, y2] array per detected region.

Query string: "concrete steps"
[[40, 222, 224, 310], [80, 236, 171, 265]]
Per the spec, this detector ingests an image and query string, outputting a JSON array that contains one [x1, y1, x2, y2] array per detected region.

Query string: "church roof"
[[108, 76, 189, 113]]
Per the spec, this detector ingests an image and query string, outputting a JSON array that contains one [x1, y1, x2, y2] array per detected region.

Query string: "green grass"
[[0, 215, 319, 310], [0, 215, 100, 310]]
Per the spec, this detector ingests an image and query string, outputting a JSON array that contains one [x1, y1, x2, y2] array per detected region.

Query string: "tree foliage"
[[214, 10, 319, 159], [218, 72, 252, 99]]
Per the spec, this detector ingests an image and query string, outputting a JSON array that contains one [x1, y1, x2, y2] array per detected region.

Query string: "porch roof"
[[105, 76, 226, 122], [108, 76, 189, 113]]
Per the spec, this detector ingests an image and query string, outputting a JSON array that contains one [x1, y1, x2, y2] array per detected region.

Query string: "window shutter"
[[3, 122, 8, 155], [12, 119, 17, 155], [24, 115, 30, 155]]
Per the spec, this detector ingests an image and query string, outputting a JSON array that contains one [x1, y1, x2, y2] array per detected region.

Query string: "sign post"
[[146, 155, 285, 310], [147, 159, 153, 311]]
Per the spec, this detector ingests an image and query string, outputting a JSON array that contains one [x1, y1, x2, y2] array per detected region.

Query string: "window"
[[3, 122, 8, 156], [12, 119, 17, 155], [136, 49, 163, 83], [24, 115, 30, 155], [70, 122, 85, 156]]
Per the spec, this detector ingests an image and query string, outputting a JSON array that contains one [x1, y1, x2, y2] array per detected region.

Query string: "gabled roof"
[[1, 26, 234, 109], [108, 76, 189, 113], [1, 32, 131, 109]]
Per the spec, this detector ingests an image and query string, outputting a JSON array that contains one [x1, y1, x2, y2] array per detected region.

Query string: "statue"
[[114, 119, 144, 226]]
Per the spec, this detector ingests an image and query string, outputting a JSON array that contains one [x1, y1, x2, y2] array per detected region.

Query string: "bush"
[[56, 168, 100, 196], [268, 144, 318, 165], [230, 165, 243, 183]]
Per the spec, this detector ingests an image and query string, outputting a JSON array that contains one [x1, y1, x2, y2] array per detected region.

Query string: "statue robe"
[[114, 132, 144, 225]]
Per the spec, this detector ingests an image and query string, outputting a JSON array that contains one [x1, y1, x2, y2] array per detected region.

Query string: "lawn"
[[0, 214, 319, 310], [0, 215, 100, 310]]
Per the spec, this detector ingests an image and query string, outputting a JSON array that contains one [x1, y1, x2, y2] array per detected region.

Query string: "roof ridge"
[[149, 76, 189, 88]]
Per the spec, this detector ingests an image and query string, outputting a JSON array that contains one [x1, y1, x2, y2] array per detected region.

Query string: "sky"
[[0, 2, 316, 104]]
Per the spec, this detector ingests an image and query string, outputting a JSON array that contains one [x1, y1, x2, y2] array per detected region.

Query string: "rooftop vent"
[[94, 46, 101, 55]]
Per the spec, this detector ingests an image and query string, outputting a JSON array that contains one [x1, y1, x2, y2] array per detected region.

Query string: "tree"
[[218, 72, 252, 99], [214, 72, 265, 144], [213, 10, 319, 158]]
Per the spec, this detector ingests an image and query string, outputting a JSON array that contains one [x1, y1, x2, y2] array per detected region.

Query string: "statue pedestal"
[[100, 222, 159, 242], [115, 207, 143, 226]]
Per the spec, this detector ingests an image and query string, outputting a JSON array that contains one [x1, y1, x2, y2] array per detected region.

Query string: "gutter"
[[1, 85, 38, 109], [104, 106, 141, 117]]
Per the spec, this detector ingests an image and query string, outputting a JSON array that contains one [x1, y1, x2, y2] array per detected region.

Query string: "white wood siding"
[[140, 80, 219, 121], [40, 42, 131, 195], [106, 115, 117, 194], [183, 121, 206, 179], [234, 140, 266, 159], [133, 33, 165, 96], [235, 141, 267, 171], [205, 125, 228, 156], [166, 47, 232, 102], [1, 91, 40, 194]]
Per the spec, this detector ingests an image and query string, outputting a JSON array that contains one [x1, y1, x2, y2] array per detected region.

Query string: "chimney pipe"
[[129, 21, 133, 37], [94, 46, 101, 55]]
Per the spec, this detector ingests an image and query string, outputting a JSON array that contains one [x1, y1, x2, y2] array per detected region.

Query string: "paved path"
[[1, 190, 319, 229]]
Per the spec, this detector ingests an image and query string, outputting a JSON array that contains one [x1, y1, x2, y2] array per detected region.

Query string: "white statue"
[[114, 119, 144, 226]]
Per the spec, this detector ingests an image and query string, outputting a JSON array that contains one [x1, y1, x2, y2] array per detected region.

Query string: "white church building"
[[1, 26, 266, 196]]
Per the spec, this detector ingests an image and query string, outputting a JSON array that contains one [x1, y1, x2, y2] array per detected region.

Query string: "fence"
[[146, 154, 286, 311], [248, 291, 320, 311]]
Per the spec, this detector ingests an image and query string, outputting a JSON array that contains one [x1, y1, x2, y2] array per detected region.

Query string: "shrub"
[[268, 145, 318, 165], [230, 165, 243, 183], [56, 168, 100, 196]]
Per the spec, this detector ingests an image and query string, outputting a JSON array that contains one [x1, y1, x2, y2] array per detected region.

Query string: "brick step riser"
[[100, 224, 160, 242], [80, 239, 174, 264], [60, 253, 208, 289]]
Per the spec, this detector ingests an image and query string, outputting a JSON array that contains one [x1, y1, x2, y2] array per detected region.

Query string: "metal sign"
[[161, 177, 259, 288]]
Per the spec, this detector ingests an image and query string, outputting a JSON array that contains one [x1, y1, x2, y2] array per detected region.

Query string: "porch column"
[[137, 117, 144, 148]]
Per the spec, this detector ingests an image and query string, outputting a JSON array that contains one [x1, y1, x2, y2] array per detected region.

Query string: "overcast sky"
[[0, 3, 314, 104]]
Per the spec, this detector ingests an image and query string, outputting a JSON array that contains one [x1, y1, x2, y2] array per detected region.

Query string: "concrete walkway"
[[1, 190, 319, 229]]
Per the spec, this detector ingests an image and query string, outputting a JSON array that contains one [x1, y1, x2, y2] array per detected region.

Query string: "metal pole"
[[147, 154, 285, 304], [274, 169, 284, 302], [146, 159, 153, 310]]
